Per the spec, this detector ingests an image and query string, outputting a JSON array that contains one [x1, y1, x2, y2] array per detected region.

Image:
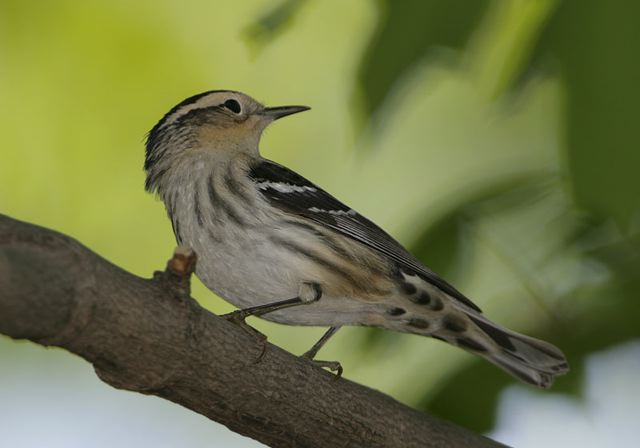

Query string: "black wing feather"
[[250, 159, 481, 312]]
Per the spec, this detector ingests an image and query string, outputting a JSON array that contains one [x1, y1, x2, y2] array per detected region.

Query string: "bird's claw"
[[221, 311, 268, 363], [222, 309, 249, 324], [304, 358, 343, 379]]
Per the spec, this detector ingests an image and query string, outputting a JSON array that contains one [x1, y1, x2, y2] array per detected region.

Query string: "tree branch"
[[0, 214, 505, 448]]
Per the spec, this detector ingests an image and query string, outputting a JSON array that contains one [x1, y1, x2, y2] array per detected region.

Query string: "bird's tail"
[[459, 312, 569, 388], [389, 271, 567, 387]]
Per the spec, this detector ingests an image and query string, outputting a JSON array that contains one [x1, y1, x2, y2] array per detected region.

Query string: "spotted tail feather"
[[461, 313, 569, 388], [391, 271, 568, 387]]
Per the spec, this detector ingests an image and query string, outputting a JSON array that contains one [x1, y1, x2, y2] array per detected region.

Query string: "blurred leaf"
[[420, 353, 514, 432], [359, 326, 403, 353], [411, 209, 466, 280], [411, 172, 557, 280], [244, 0, 308, 49], [467, 0, 559, 99], [512, 0, 640, 229], [357, 0, 489, 120]]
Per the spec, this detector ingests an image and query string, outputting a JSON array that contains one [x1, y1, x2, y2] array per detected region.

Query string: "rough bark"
[[0, 213, 506, 448]]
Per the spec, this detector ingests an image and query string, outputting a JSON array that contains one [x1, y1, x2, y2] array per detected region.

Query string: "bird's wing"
[[249, 159, 482, 312]]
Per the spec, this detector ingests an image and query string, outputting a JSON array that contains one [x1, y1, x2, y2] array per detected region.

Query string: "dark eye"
[[223, 99, 241, 114]]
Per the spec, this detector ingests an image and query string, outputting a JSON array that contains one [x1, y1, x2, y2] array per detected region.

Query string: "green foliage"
[[527, 0, 640, 229], [356, 0, 490, 119]]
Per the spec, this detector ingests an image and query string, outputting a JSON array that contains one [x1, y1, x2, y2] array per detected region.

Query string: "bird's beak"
[[262, 105, 310, 121]]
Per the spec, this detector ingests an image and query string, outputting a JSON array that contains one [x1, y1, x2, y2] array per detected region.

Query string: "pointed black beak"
[[262, 105, 310, 120]]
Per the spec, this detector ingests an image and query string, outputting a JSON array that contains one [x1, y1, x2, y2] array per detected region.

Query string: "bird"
[[144, 89, 569, 388]]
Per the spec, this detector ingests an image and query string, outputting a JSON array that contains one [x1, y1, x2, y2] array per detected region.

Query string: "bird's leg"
[[222, 297, 303, 323], [222, 283, 323, 362], [222, 282, 322, 323], [301, 326, 343, 378], [222, 296, 302, 361], [223, 284, 342, 375], [302, 326, 341, 360]]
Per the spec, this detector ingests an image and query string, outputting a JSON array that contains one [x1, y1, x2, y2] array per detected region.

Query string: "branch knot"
[[153, 246, 197, 300]]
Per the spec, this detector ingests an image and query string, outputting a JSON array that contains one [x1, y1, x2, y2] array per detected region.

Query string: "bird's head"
[[144, 90, 309, 193]]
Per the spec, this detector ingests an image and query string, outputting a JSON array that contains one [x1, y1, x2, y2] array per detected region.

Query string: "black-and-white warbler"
[[144, 90, 568, 387]]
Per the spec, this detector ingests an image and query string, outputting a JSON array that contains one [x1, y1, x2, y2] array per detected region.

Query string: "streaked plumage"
[[144, 90, 569, 388]]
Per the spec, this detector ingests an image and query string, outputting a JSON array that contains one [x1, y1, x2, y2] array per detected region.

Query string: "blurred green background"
[[1, 1, 639, 447]]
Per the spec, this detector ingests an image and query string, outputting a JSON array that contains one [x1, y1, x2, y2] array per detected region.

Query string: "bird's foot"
[[222, 310, 266, 338], [301, 351, 343, 379], [221, 308, 250, 324], [221, 311, 268, 363], [312, 359, 343, 379]]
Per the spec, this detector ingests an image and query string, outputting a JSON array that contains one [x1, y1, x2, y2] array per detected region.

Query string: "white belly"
[[185, 221, 384, 326], [191, 225, 301, 309]]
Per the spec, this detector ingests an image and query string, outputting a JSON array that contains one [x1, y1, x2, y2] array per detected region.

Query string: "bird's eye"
[[223, 99, 242, 114]]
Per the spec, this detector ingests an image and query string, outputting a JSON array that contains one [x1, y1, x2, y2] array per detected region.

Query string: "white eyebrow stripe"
[[163, 94, 224, 126]]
